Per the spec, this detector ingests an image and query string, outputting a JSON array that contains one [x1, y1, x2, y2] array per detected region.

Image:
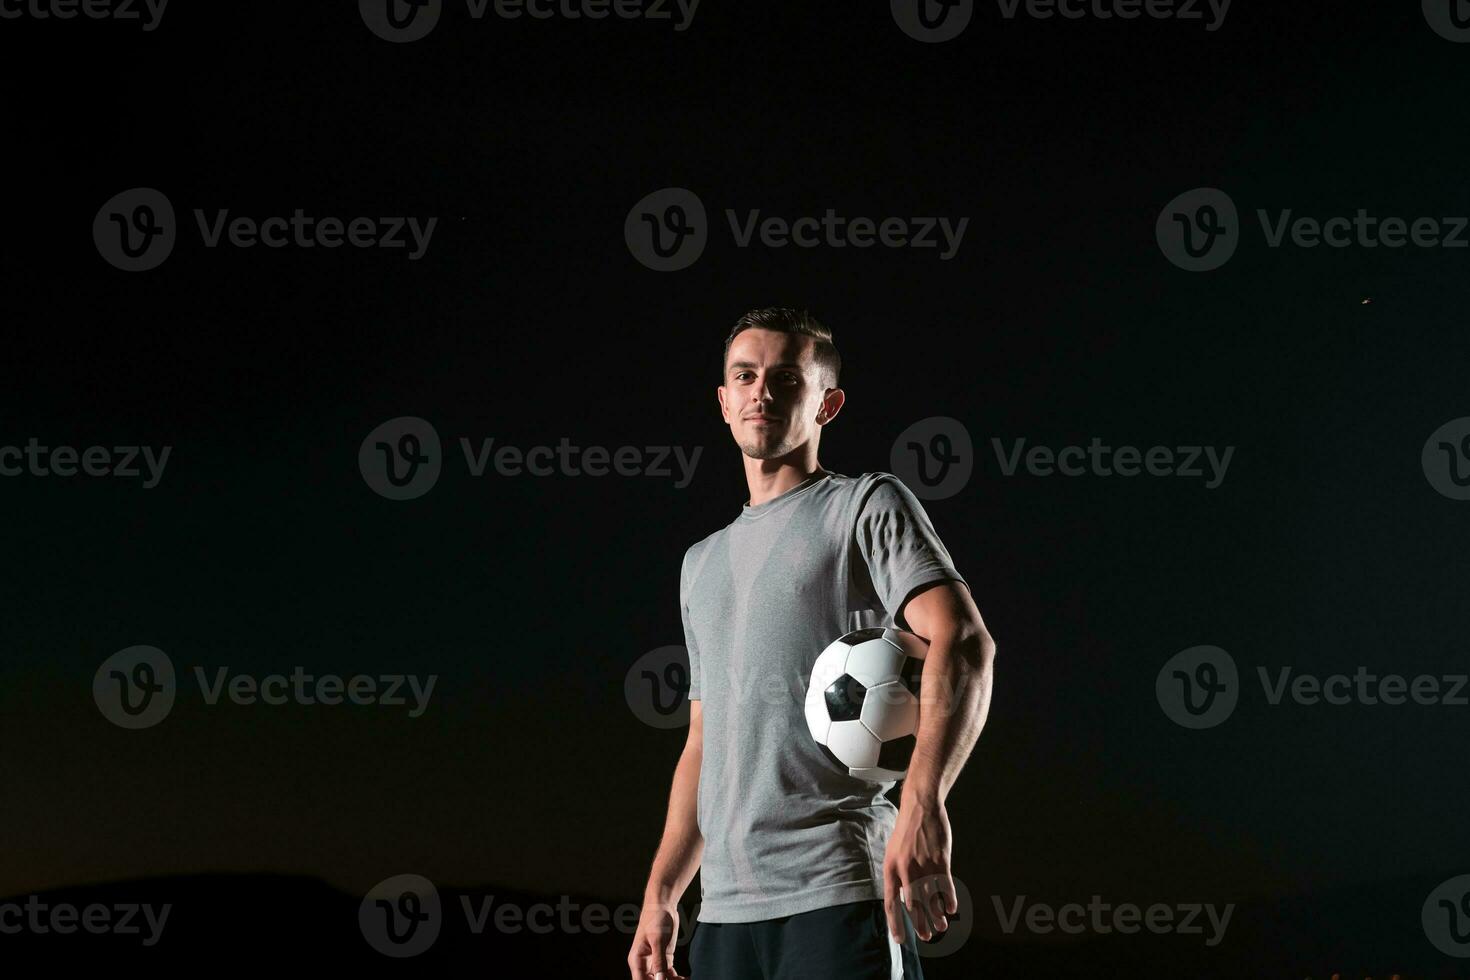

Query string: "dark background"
[[2, 1, 1468, 975]]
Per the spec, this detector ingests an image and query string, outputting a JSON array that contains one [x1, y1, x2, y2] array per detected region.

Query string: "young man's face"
[[718, 328, 841, 461]]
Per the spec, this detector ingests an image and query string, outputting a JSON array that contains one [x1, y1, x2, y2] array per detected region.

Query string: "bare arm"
[[643, 699, 706, 905], [882, 579, 995, 945], [629, 701, 704, 980], [899, 580, 995, 807]]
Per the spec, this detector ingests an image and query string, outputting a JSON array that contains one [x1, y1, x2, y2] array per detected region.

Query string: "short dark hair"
[[722, 307, 841, 389]]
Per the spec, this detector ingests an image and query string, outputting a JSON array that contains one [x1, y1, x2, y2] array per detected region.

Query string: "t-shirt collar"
[[739, 470, 832, 520]]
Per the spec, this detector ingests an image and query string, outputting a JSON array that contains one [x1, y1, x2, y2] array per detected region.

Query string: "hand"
[[626, 901, 689, 980], [882, 795, 958, 944]]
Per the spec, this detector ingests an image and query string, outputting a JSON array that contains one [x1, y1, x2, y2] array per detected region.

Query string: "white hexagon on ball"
[[826, 718, 881, 769], [861, 681, 918, 741]]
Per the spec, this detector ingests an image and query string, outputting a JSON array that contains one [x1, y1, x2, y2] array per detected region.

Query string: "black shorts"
[[688, 899, 926, 979]]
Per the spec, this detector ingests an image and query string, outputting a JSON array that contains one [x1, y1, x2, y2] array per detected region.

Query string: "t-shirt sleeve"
[[852, 473, 969, 632], [679, 548, 701, 701]]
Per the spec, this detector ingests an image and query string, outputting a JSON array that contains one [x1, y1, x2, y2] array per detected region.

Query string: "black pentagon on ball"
[[823, 674, 866, 722], [877, 734, 917, 771], [897, 655, 924, 698], [842, 627, 888, 645]]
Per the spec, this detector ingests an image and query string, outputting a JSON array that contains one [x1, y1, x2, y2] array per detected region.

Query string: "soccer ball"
[[804, 626, 927, 782]]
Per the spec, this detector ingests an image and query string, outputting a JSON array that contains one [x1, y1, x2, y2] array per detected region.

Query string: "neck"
[[743, 452, 826, 507]]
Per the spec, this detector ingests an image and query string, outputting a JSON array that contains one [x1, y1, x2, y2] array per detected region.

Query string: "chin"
[[737, 438, 787, 460]]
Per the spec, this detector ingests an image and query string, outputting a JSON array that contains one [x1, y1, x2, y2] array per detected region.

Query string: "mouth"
[[745, 416, 780, 424]]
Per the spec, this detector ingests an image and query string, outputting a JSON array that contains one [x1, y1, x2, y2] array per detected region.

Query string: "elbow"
[[954, 619, 995, 672]]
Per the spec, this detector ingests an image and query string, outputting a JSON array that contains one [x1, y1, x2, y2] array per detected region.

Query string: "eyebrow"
[[727, 361, 804, 373]]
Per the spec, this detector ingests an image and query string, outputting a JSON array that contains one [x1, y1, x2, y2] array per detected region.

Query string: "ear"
[[818, 387, 846, 424]]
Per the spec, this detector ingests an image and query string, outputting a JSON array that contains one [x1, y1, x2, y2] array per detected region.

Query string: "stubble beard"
[[735, 425, 794, 460]]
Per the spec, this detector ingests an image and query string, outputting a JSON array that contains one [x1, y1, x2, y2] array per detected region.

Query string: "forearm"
[[901, 626, 994, 806], [643, 745, 705, 905]]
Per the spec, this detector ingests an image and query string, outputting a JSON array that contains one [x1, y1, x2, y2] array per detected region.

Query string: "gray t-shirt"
[[680, 469, 968, 923]]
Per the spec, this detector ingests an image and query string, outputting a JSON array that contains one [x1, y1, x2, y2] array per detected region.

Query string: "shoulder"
[[837, 471, 918, 508], [811, 472, 926, 531], [809, 470, 901, 499], [680, 525, 725, 577]]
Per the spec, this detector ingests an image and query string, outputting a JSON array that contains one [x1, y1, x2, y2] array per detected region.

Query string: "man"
[[627, 308, 996, 980]]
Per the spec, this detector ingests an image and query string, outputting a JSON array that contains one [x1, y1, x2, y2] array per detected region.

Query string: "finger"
[[926, 886, 949, 933], [939, 873, 959, 916], [883, 864, 903, 943], [662, 945, 687, 980], [907, 877, 935, 941]]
